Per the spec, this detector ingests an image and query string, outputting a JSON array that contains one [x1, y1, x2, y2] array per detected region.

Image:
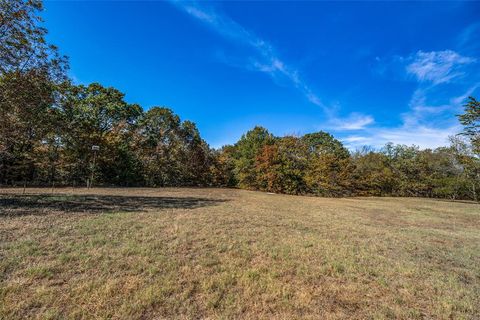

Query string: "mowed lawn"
[[0, 188, 479, 319]]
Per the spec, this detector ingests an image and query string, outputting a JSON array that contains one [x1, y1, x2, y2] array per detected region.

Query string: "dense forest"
[[1, 0, 479, 200]]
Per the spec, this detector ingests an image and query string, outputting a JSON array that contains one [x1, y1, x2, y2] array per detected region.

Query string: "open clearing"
[[0, 188, 479, 319]]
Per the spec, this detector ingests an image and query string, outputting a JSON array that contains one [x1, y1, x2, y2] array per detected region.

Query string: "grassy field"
[[0, 188, 479, 319]]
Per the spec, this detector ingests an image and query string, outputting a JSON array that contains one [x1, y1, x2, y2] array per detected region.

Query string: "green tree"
[[0, 0, 67, 75], [0, 0, 67, 187], [256, 136, 308, 194], [178, 120, 213, 186], [211, 145, 237, 187], [233, 126, 275, 189], [449, 136, 480, 201], [352, 149, 395, 196], [0, 70, 57, 186], [134, 107, 182, 186], [302, 131, 349, 159], [58, 83, 142, 186], [458, 96, 480, 155], [303, 132, 352, 196]]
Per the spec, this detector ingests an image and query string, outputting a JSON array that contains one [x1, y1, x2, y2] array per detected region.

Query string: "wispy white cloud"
[[406, 50, 475, 85], [402, 88, 448, 127], [401, 49, 478, 129], [342, 124, 461, 150], [457, 22, 480, 53], [328, 113, 374, 130], [171, 1, 326, 110], [341, 49, 479, 150], [342, 135, 371, 144], [404, 83, 480, 127], [450, 83, 480, 106]]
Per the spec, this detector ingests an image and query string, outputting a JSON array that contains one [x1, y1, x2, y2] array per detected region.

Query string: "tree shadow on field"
[[0, 193, 228, 217]]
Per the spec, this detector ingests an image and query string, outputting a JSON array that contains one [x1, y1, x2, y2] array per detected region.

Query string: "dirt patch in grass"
[[1, 188, 479, 319]]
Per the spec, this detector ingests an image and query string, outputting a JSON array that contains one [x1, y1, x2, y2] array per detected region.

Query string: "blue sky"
[[43, 1, 480, 149]]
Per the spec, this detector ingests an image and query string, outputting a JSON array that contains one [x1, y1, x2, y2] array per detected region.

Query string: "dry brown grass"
[[1, 188, 479, 319]]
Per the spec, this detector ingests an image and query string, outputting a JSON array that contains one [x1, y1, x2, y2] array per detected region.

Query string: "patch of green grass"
[[25, 266, 56, 280]]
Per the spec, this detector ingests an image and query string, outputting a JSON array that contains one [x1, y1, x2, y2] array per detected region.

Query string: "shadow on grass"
[[0, 194, 228, 217]]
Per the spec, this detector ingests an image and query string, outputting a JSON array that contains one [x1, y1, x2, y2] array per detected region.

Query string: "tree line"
[[218, 126, 479, 200], [1, 0, 479, 200]]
